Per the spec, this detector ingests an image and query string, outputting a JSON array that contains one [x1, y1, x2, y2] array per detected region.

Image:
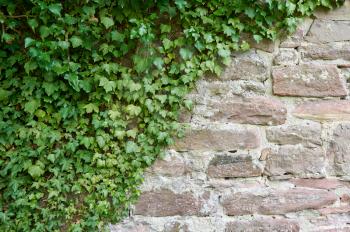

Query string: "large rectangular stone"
[[306, 20, 350, 43], [327, 123, 350, 177], [173, 129, 260, 151], [300, 42, 350, 61], [266, 122, 322, 146], [314, 1, 350, 20], [263, 145, 325, 178], [272, 64, 347, 97], [134, 189, 210, 217], [209, 96, 287, 125], [293, 100, 350, 121], [207, 154, 263, 178], [221, 188, 337, 216]]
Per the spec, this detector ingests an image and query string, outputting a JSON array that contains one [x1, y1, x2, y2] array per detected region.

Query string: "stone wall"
[[111, 3, 350, 232]]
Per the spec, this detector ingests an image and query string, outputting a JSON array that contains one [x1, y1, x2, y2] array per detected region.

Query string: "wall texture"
[[111, 3, 350, 232]]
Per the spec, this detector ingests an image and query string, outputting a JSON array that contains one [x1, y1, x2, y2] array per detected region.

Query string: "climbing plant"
[[0, 0, 343, 231]]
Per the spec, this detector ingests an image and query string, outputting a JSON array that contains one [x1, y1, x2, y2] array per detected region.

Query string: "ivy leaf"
[[125, 141, 140, 153], [96, 136, 105, 148], [70, 36, 83, 48], [100, 16, 114, 29], [27, 19, 38, 31], [83, 103, 99, 113], [179, 48, 193, 60], [24, 37, 35, 48], [126, 104, 141, 116], [99, 77, 116, 92], [28, 164, 44, 178], [48, 3, 62, 16], [24, 100, 40, 114]]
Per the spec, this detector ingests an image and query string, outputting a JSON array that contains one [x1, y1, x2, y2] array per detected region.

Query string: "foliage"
[[0, 0, 343, 231]]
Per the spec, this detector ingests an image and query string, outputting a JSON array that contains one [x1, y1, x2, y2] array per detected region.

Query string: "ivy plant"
[[0, 0, 343, 231]]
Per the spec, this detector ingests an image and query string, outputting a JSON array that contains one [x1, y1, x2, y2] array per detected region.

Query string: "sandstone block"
[[300, 42, 350, 61], [272, 64, 347, 97], [207, 154, 263, 178], [306, 20, 350, 43], [173, 129, 260, 151], [134, 189, 203, 216], [293, 100, 350, 121], [327, 123, 350, 176], [291, 178, 348, 190], [274, 48, 299, 65], [319, 206, 350, 215], [221, 188, 337, 216], [149, 156, 187, 177], [264, 145, 325, 178], [225, 218, 300, 232], [266, 122, 322, 146], [209, 96, 287, 125], [221, 50, 270, 81]]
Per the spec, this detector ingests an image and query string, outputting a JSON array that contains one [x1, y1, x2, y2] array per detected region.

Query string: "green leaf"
[[100, 16, 114, 29], [96, 136, 105, 148], [125, 141, 140, 153], [126, 104, 141, 116], [28, 164, 44, 178], [99, 77, 116, 92], [179, 48, 193, 60], [70, 36, 83, 48], [48, 3, 62, 16], [83, 103, 99, 113], [24, 37, 35, 48], [24, 100, 40, 114], [27, 19, 38, 31]]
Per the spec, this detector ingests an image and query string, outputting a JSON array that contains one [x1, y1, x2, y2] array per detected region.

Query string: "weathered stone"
[[306, 20, 350, 43], [266, 122, 322, 146], [221, 50, 270, 81], [173, 129, 260, 151], [150, 156, 187, 177], [314, 1, 350, 20], [290, 178, 348, 190], [264, 145, 325, 178], [280, 18, 313, 48], [272, 64, 347, 97], [110, 222, 151, 232], [300, 42, 350, 61], [225, 218, 300, 232], [293, 100, 350, 121], [134, 189, 202, 216], [222, 188, 337, 216], [207, 154, 263, 178], [274, 48, 299, 66], [164, 221, 190, 232], [319, 206, 350, 215], [327, 124, 350, 176], [209, 96, 287, 125]]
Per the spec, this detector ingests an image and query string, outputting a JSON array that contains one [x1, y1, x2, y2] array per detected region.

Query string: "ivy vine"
[[0, 0, 343, 231]]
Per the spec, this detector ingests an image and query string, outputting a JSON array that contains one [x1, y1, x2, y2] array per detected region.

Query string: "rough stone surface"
[[291, 178, 348, 189], [272, 64, 347, 97], [293, 100, 350, 121], [264, 145, 325, 178], [221, 50, 270, 81], [266, 122, 322, 146], [209, 96, 287, 125], [207, 154, 263, 178], [173, 129, 260, 151], [134, 189, 203, 217], [300, 42, 350, 61], [306, 20, 350, 43], [280, 18, 313, 48], [225, 218, 300, 232], [148, 156, 187, 177], [327, 123, 350, 177], [274, 48, 299, 66], [222, 188, 337, 216]]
